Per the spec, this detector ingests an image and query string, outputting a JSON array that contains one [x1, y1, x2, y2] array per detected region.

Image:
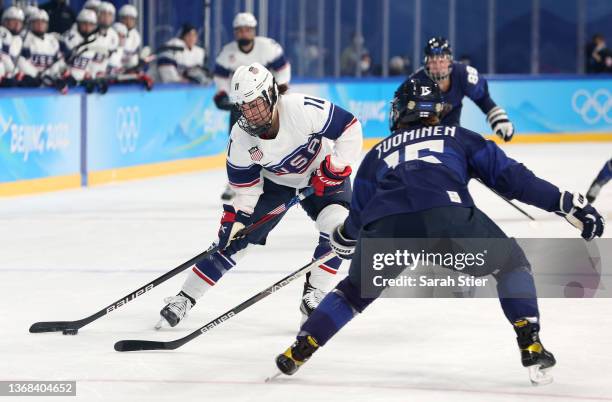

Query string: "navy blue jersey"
[[408, 62, 496, 126], [343, 124, 562, 237]]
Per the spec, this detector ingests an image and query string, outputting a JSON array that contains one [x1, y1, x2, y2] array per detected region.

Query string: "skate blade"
[[154, 318, 165, 330], [265, 371, 283, 383], [528, 365, 553, 386]]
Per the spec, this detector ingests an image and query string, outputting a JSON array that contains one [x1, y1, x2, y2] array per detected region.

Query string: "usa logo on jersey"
[[249, 146, 263, 161]]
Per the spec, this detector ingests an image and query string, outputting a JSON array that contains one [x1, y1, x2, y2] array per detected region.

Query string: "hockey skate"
[[513, 318, 556, 385], [155, 291, 196, 329], [276, 335, 320, 375], [300, 276, 326, 324]]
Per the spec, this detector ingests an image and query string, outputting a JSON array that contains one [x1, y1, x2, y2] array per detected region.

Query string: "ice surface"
[[1, 143, 611, 402]]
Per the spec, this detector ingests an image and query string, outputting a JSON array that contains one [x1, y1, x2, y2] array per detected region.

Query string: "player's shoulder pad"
[[255, 36, 283, 54], [216, 41, 238, 62], [229, 124, 257, 150], [165, 38, 185, 50], [453, 61, 482, 86]]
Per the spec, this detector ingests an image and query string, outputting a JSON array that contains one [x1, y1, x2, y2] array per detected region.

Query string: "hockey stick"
[[476, 179, 536, 221], [29, 187, 314, 335], [114, 251, 335, 351]]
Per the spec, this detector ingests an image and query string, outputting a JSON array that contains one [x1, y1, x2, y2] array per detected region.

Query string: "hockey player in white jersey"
[[93, 2, 121, 75], [57, 9, 101, 88], [0, 6, 24, 85], [155, 23, 207, 83], [17, 9, 62, 87], [117, 4, 141, 72], [215, 12, 291, 201], [156, 62, 363, 329], [213, 12, 291, 110]]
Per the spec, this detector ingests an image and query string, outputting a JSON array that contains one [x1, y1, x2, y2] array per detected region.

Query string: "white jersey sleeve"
[[260, 37, 290, 86], [156, 38, 183, 82], [301, 94, 363, 170], [226, 132, 264, 214]]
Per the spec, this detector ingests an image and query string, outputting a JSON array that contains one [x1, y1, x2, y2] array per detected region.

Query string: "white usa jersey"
[[18, 31, 61, 77], [227, 93, 363, 213], [214, 36, 290, 94]]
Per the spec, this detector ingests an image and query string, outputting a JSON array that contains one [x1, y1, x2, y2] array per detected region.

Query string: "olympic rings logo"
[[571, 89, 612, 124], [116, 106, 140, 154]]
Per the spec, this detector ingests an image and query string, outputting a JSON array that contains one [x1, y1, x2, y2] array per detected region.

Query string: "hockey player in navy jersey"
[[156, 62, 363, 329], [405, 37, 515, 142], [275, 78, 604, 385], [586, 158, 611, 203]]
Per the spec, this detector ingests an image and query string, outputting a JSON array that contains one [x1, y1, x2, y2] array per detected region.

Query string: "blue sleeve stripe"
[[21, 47, 31, 58], [227, 162, 261, 186], [229, 177, 261, 188], [317, 104, 357, 140], [227, 160, 255, 170], [214, 63, 231, 77], [157, 56, 177, 67], [266, 54, 287, 71]]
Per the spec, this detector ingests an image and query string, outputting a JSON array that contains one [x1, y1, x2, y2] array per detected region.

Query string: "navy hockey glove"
[[310, 155, 352, 197], [217, 204, 252, 250], [556, 191, 605, 241], [330, 224, 357, 260], [487, 106, 515, 142]]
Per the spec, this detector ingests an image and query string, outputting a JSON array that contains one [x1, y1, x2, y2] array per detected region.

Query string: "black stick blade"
[[29, 321, 78, 333], [114, 340, 170, 352]]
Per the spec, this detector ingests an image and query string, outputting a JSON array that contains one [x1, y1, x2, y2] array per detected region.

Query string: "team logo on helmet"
[[248, 66, 259, 74]]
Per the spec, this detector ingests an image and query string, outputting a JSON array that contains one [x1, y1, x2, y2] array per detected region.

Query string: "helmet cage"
[[235, 81, 278, 138]]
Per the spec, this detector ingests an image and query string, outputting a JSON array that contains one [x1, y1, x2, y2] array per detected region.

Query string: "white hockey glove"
[[556, 191, 605, 241], [487, 106, 515, 142], [330, 224, 357, 260]]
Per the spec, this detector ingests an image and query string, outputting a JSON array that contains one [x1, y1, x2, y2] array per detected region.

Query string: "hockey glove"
[[487, 106, 515, 142], [556, 191, 605, 241], [330, 224, 357, 260], [213, 91, 234, 111], [218, 204, 252, 250], [310, 155, 352, 197]]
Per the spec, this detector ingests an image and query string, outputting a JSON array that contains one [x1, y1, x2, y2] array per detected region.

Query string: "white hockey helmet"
[[118, 4, 138, 19], [83, 0, 102, 11], [232, 12, 257, 29], [230, 62, 279, 138], [24, 6, 39, 21], [2, 6, 25, 22], [98, 2, 116, 16], [77, 9, 97, 25], [31, 9, 49, 22], [112, 21, 127, 37]]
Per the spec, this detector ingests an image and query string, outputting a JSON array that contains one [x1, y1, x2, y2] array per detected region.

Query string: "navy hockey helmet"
[[423, 36, 453, 82], [390, 78, 444, 131]]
